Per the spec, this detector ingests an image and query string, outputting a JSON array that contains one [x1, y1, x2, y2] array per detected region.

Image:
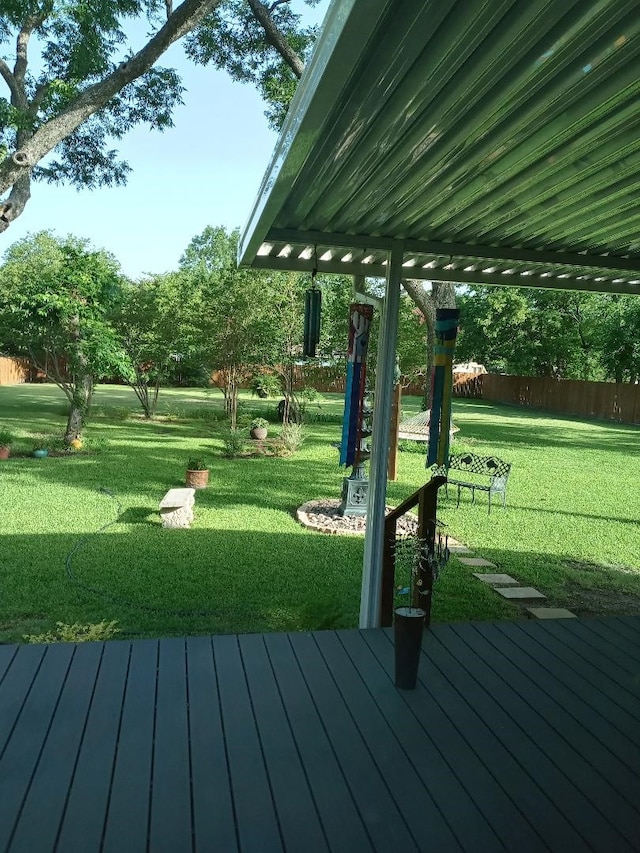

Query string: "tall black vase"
[[394, 606, 426, 690]]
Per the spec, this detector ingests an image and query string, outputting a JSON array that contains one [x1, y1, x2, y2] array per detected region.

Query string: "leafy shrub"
[[0, 427, 14, 446], [24, 620, 121, 644], [221, 428, 247, 458], [93, 405, 131, 421], [279, 422, 305, 453], [187, 457, 208, 471], [250, 417, 269, 430], [303, 410, 343, 425], [250, 373, 281, 398]]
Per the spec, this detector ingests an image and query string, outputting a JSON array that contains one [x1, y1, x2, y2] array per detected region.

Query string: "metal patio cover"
[[239, 0, 640, 296]]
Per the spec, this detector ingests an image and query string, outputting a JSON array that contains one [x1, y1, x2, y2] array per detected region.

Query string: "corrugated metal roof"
[[239, 0, 640, 295]]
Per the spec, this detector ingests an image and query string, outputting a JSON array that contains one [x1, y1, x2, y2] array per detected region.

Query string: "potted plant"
[[393, 528, 449, 689], [32, 438, 49, 459], [250, 417, 269, 440], [0, 428, 14, 460], [186, 457, 209, 489]]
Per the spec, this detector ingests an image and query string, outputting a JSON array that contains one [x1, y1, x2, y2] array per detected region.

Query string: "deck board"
[[0, 617, 638, 852]]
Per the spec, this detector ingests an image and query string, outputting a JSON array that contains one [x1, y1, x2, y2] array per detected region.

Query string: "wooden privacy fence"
[[455, 373, 640, 425], [0, 357, 31, 385]]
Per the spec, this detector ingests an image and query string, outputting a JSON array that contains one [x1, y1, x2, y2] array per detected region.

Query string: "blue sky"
[[2, 2, 327, 279]]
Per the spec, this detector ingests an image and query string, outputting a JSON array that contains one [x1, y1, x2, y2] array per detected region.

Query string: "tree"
[[0, 231, 127, 439], [113, 272, 190, 417], [0, 1, 321, 231], [181, 225, 276, 426]]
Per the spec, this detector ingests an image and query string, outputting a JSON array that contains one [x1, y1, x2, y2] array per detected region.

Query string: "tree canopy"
[[0, 230, 127, 437], [0, 0, 321, 231]]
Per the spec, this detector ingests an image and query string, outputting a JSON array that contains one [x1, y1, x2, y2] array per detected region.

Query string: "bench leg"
[[456, 485, 461, 508], [471, 487, 475, 505]]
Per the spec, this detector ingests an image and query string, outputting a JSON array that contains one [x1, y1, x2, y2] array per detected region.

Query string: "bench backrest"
[[433, 453, 511, 481], [449, 453, 511, 478]]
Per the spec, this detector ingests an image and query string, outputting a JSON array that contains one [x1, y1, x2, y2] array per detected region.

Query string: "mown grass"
[[0, 383, 638, 643]]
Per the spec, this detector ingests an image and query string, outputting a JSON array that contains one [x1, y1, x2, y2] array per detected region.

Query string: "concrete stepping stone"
[[526, 607, 577, 619], [449, 544, 472, 554], [473, 573, 518, 585], [457, 557, 497, 568], [495, 587, 547, 600]]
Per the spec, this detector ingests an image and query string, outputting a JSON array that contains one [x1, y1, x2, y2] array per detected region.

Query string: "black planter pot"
[[394, 606, 426, 690]]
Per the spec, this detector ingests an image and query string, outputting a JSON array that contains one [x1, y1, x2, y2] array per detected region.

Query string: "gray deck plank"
[[212, 633, 283, 853], [521, 619, 639, 689], [149, 638, 193, 853], [263, 632, 374, 853], [583, 618, 640, 660], [0, 618, 637, 853], [55, 641, 131, 853], [186, 635, 238, 853], [368, 628, 592, 853], [479, 626, 640, 780], [239, 633, 329, 853], [443, 623, 640, 851], [556, 618, 640, 673], [0, 644, 73, 853], [314, 630, 464, 852], [338, 629, 507, 853], [288, 631, 419, 853], [0, 644, 45, 756], [102, 639, 158, 853], [494, 620, 640, 743], [8, 643, 103, 853]]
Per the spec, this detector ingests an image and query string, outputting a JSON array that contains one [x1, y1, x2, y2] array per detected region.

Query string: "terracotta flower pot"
[[394, 606, 426, 690], [0, 446, 9, 460], [186, 468, 209, 489]]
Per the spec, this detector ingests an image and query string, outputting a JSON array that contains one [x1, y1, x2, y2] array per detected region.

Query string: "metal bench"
[[433, 453, 511, 513]]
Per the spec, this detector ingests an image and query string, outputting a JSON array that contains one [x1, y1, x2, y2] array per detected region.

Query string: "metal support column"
[[359, 241, 403, 628]]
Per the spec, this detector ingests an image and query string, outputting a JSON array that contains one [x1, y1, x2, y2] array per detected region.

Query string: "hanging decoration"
[[303, 255, 321, 358], [340, 303, 373, 467], [427, 308, 460, 468]]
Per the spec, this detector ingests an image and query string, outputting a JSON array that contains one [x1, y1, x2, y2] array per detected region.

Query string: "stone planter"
[[186, 468, 209, 489], [394, 606, 426, 690], [250, 427, 268, 440]]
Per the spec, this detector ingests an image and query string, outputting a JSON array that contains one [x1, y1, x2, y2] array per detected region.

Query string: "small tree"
[[114, 272, 189, 417], [0, 231, 126, 440]]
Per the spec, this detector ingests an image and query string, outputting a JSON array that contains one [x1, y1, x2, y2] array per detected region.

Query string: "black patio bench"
[[432, 453, 511, 513]]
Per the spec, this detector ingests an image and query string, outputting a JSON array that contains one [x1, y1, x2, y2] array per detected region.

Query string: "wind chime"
[[303, 261, 322, 358], [338, 302, 374, 516], [427, 308, 460, 468]]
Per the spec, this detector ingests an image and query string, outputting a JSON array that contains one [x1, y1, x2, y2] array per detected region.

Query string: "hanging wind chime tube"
[[427, 308, 460, 468], [340, 303, 374, 468], [303, 262, 322, 358]]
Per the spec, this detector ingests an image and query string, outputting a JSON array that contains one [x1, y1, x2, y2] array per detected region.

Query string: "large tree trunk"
[[65, 374, 94, 441], [402, 280, 457, 409]]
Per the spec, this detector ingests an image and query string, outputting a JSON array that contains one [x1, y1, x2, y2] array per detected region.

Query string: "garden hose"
[[64, 486, 222, 619]]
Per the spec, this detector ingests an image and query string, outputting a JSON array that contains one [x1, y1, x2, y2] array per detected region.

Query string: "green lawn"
[[0, 383, 638, 643]]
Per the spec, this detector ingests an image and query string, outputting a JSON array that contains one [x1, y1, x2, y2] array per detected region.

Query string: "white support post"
[[359, 241, 404, 628]]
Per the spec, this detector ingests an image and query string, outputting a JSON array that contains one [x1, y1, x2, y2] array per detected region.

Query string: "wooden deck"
[[0, 616, 639, 852]]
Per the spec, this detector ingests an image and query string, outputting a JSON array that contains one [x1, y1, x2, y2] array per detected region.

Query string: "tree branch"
[[0, 0, 224, 202], [0, 59, 21, 105], [246, 0, 305, 78]]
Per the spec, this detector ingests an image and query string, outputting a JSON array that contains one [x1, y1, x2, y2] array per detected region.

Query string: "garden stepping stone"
[[526, 607, 577, 619], [473, 573, 518, 585], [495, 586, 547, 600], [457, 557, 497, 568], [448, 544, 472, 554]]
